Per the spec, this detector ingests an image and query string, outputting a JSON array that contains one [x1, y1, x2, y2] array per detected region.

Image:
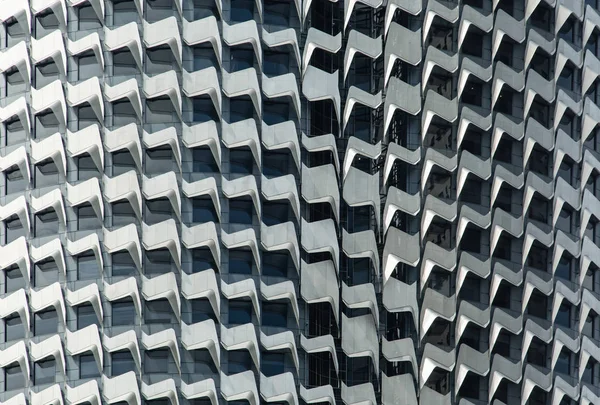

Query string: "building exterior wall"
[[0, 0, 599, 404]]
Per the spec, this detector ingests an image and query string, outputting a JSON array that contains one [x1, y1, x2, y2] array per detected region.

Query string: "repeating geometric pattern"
[[0, 0, 599, 405]]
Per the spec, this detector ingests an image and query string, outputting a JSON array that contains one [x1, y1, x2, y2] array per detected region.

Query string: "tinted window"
[[5, 267, 25, 294], [34, 259, 59, 288], [77, 304, 98, 329], [78, 254, 98, 281], [262, 202, 289, 225], [35, 209, 59, 238], [111, 351, 135, 376], [79, 354, 100, 379], [228, 350, 252, 373], [112, 252, 137, 277], [193, 97, 220, 123], [5, 314, 24, 342], [113, 50, 138, 76], [229, 148, 253, 174], [144, 300, 173, 324], [193, 198, 219, 223], [192, 249, 216, 273], [263, 303, 287, 328], [78, 204, 100, 231], [112, 201, 137, 227], [112, 300, 135, 326], [230, 48, 254, 72], [262, 353, 285, 376], [263, 252, 289, 278], [193, 148, 219, 172], [34, 309, 58, 336], [229, 301, 252, 324], [5, 364, 24, 391], [144, 349, 169, 373], [34, 359, 56, 385], [78, 5, 101, 30], [264, 0, 289, 26], [229, 199, 254, 224], [229, 99, 254, 123], [229, 250, 252, 274], [230, 0, 254, 22], [5, 166, 26, 195], [264, 51, 289, 77]]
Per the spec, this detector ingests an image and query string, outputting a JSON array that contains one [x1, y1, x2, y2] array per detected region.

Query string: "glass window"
[[230, 48, 254, 72], [112, 150, 136, 176], [229, 98, 254, 123], [230, 0, 254, 22], [228, 351, 253, 374], [192, 249, 217, 273], [263, 303, 287, 328], [264, 50, 289, 77], [262, 202, 289, 225], [34, 259, 59, 288], [556, 303, 571, 328], [6, 19, 25, 48], [144, 349, 169, 373], [34, 359, 56, 385], [112, 251, 137, 277], [193, 198, 219, 223], [5, 118, 26, 147], [194, 0, 218, 19], [34, 110, 60, 140], [78, 53, 102, 82], [35, 60, 59, 88], [145, 199, 172, 225], [35, 209, 59, 238], [112, 300, 135, 326], [34, 160, 59, 188], [229, 199, 254, 224], [6, 69, 26, 96], [35, 11, 59, 38], [77, 304, 98, 330], [34, 309, 58, 336], [193, 350, 218, 375], [229, 148, 253, 174], [556, 349, 570, 376], [78, 5, 101, 30], [4, 363, 24, 391], [5, 215, 26, 244], [79, 354, 99, 379], [141, 148, 169, 179], [263, 252, 288, 277], [78, 204, 100, 231], [146, 98, 174, 124], [112, 201, 137, 227], [462, 81, 483, 106], [144, 300, 173, 324], [191, 299, 217, 323], [263, 102, 290, 126], [229, 250, 252, 274], [5, 267, 25, 294], [5, 314, 24, 342], [264, 0, 289, 26], [193, 148, 219, 172], [229, 301, 253, 325], [146, 47, 174, 75], [462, 32, 483, 57], [113, 50, 138, 76], [193, 97, 219, 123], [262, 353, 285, 376], [193, 45, 218, 71], [113, 100, 138, 126], [5, 166, 26, 195], [77, 253, 98, 281], [111, 351, 135, 376], [145, 249, 172, 275], [78, 155, 100, 181]]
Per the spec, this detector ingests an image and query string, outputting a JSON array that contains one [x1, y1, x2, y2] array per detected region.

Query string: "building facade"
[[0, 0, 599, 404]]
